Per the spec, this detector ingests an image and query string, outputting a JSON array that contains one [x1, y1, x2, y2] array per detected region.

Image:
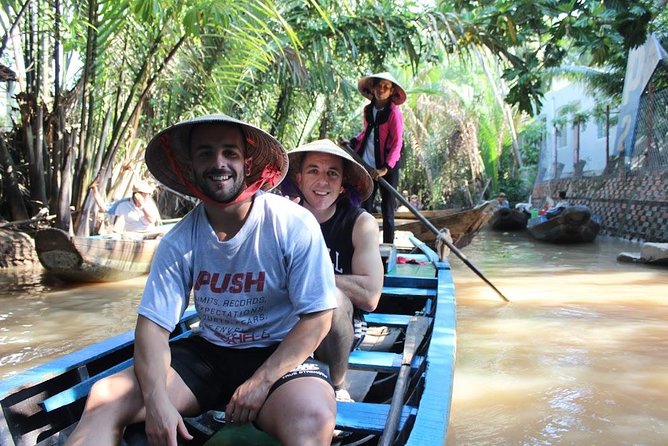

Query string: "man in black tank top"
[[282, 139, 384, 401]]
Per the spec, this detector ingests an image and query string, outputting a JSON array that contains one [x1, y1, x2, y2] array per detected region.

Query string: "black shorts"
[[170, 335, 332, 411]]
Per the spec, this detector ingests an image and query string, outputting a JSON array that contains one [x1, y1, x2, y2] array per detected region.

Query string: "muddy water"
[[447, 230, 668, 445], [1, 230, 667, 446], [0, 268, 145, 379]]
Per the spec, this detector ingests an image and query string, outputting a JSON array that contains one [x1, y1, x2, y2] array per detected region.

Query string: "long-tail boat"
[[389, 201, 494, 249], [34, 223, 176, 282]]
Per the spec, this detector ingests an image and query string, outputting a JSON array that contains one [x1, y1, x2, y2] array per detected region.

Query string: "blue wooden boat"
[[0, 236, 456, 445]]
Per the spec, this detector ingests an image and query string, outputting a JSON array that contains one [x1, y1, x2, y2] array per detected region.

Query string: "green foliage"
[[430, 0, 662, 115], [2, 0, 667, 224]]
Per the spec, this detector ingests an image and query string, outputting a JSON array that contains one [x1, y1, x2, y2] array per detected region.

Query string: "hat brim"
[[287, 140, 373, 202], [357, 72, 407, 105], [145, 114, 288, 198]]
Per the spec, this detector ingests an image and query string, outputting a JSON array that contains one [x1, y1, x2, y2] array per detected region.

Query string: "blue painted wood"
[[0, 307, 197, 399], [384, 275, 438, 289], [382, 286, 437, 297], [364, 313, 411, 327], [405, 262, 456, 446], [348, 350, 423, 373], [407, 236, 440, 264], [40, 331, 193, 413], [335, 401, 417, 434], [0, 330, 135, 399]]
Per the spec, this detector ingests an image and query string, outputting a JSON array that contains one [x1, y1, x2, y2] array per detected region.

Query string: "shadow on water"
[[0, 267, 146, 379], [447, 229, 668, 445]]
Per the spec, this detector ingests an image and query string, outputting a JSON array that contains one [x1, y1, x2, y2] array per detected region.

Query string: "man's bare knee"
[[83, 370, 142, 421]]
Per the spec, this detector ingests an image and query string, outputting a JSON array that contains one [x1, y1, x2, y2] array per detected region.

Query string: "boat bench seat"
[[40, 335, 421, 414], [364, 313, 412, 327], [382, 286, 437, 298], [349, 350, 423, 373], [336, 401, 417, 434]]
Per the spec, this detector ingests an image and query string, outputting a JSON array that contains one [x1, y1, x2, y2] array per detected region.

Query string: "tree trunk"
[[0, 137, 30, 221], [31, 0, 48, 208], [0, 0, 31, 60], [50, 0, 63, 213], [56, 131, 74, 231], [75, 32, 187, 235]]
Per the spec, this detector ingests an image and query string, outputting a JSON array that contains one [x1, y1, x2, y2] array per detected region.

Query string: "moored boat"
[[526, 205, 600, 243], [0, 235, 456, 446], [489, 207, 529, 231], [34, 223, 175, 282], [388, 201, 494, 249]]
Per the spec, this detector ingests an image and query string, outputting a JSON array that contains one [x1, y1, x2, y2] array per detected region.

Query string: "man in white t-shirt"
[[90, 180, 161, 233], [66, 115, 338, 446]]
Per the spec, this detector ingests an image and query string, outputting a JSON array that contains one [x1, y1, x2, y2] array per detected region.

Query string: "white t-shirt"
[[138, 192, 338, 348], [362, 107, 382, 168], [107, 198, 154, 232]]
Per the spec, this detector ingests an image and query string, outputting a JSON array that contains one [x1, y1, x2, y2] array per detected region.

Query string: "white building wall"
[[538, 80, 617, 179]]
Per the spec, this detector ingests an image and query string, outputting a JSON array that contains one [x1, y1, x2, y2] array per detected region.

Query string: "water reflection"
[[448, 230, 668, 445], [0, 267, 145, 378]]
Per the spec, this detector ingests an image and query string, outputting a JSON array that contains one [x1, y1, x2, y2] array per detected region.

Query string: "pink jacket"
[[352, 102, 403, 169]]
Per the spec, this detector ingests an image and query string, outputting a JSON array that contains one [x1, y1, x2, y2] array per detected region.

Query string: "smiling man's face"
[[189, 123, 251, 203], [296, 152, 345, 212]]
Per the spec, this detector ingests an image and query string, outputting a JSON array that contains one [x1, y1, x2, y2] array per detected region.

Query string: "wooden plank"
[[336, 401, 417, 434], [405, 265, 456, 445], [40, 330, 194, 413], [365, 313, 412, 327], [348, 350, 423, 373], [382, 286, 436, 298], [383, 275, 438, 289]]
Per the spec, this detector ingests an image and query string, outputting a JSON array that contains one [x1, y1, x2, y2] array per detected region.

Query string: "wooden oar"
[[378, 315, 431, 446], [340, 143, 510, 303]]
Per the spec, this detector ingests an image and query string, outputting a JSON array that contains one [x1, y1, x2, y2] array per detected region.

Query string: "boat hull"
[[489, 208, 529, 231], [391, 202, 494, 249], [527, 205, 600, 243], [35, 227, 169, 282], [1, 237, 456, 445]]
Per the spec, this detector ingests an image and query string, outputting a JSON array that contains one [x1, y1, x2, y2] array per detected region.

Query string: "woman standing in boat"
[[348, 72, 406, 244]]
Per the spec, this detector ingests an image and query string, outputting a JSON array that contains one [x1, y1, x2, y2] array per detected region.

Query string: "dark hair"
[[558, 190, 567, 199]]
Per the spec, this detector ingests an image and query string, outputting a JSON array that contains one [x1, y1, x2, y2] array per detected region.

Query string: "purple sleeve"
[[385, 106, 404, 169]]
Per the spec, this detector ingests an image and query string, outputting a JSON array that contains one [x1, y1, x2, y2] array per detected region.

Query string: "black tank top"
[[320, 203, 365, 275]]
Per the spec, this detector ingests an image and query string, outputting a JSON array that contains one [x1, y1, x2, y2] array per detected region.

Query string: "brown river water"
[[1, 229, 667, 444]]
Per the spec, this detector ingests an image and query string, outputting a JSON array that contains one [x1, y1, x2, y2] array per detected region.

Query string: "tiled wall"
[[532, 171, 668, 242]]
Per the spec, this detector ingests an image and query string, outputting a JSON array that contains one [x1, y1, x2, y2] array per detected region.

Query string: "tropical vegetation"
[[0, 0, 664, 235]]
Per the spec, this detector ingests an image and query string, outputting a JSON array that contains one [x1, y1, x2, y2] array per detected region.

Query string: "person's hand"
[[135, 192, 147, 209], [375, 167, 388, 178], [144, 396, 193, 446], [225, 377, 272, 425]]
